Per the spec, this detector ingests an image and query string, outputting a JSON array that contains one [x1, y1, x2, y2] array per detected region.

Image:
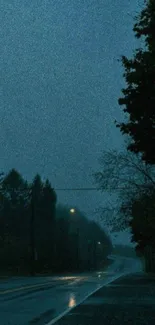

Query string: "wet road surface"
[[55, 273, 155, 325], [0, 256, 142, 325]]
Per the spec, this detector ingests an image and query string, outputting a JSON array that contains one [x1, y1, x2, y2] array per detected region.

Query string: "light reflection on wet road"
[[0, 256, 143, 325]]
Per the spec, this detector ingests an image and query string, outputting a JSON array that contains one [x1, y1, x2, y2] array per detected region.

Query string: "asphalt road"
[[55, 273, 155, 325], [0, 256, 142, 325]]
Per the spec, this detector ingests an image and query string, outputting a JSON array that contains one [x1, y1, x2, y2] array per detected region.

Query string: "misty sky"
[[0, 0, 144, 245]]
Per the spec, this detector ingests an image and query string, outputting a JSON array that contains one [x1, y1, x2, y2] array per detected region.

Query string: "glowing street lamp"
[[70, 208, 75, 213]]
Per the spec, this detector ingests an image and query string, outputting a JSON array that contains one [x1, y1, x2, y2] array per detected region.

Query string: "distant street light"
[[70, 208, 75, 213], [98, 241, 101, 245]]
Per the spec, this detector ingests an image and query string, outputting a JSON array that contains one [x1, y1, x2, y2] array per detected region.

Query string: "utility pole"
[[88, 240, 91, 271], [30, 188, 35, 276], [76, 227, 79, 270], [93, 240, 97, 270]]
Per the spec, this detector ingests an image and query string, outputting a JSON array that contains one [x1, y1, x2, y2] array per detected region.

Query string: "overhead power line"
[[55, 187, 127, 191], [55, 187, 98, 191]]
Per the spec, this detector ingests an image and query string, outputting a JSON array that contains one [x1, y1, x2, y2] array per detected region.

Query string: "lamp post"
[[93, 241, 101, 270], [70, 208, 79, 270]]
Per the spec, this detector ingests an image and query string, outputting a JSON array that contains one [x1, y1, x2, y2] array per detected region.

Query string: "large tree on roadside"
[[116, 0, 155, 164], [94, 149, 155, 235], [129, 186, 155, 253], [54, 205, 71, 271], [0, 169, 29, 271], [94, 149, 155, 272], [38, 179, 57, 269], [0, 168, 29, 237], [31, 175, 57, 272]]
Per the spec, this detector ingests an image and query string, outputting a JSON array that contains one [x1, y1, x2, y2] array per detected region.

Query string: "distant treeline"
[[0, 169, 113, 275], [112, 245, 137, 258]]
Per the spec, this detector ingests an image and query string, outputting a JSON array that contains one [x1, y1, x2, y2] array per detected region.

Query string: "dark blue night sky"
[[0, 0, 144, 245]]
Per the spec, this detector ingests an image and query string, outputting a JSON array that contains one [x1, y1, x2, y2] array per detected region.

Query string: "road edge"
[[45, 270, 133, 325]]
